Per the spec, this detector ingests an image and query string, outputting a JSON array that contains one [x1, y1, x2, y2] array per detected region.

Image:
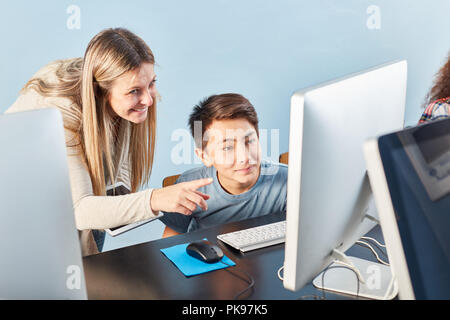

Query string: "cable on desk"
[[356, 240, 389, 266], [359, 237, 389, 260], [360, 237, 388, 257], [277, 237, 389, 300], [220, 260, 255, 300], [298, 261, 361, 300], [320, 264, 361, 300], [299, 263, 360, 300], [276, 263, 360, 300], [360, 236, 386, 248], [277, 265, 284, 281]]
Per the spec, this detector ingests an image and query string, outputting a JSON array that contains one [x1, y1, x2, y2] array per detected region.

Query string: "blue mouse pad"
[[160, 240, 235, 277]]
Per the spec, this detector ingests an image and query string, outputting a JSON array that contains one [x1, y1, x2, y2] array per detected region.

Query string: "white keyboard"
[[217, 220, 286, 252]]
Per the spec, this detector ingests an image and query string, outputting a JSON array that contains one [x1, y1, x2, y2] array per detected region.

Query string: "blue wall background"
[[1, 0, 449, 251]]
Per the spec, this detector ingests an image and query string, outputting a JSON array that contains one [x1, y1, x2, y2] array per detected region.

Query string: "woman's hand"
[[150, 178, 213, 215]]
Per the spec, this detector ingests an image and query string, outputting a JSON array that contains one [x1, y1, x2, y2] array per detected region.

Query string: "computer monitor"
[[364, 118, 450, 299], [283, 60, 407, 299], [0, 108, 87, 299]]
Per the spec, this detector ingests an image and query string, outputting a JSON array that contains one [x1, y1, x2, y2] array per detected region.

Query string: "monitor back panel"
[[0, 108, 87, 299], [376, 121, 450, 299], [284, 60, 407, 291]]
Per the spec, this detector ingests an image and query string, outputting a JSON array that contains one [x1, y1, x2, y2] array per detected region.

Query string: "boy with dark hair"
[[160, 93, 287, 236]]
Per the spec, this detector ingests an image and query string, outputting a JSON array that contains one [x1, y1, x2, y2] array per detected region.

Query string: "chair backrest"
[[162, 174, 181, 187], [279, 152, 289, 165]]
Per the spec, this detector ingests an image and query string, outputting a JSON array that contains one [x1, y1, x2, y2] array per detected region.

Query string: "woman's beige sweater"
[[5, 60, 159, 256]]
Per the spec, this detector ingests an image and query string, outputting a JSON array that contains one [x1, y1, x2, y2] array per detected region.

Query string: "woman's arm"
[[67, 149, 158, 230], [68, 138, 212, 230]]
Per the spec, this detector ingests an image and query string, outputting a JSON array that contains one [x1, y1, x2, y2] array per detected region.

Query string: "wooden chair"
[[279, 152, 288, 165], [162, 174, 181, 187]]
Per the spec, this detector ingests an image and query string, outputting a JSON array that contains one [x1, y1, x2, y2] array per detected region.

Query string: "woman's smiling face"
[[108, 62, 157, 124]]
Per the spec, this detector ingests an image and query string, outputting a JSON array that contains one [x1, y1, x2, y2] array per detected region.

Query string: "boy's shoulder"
[[177, 165, 214, 183], [261, 159, 288, 168], [260, 159, 288, 176]]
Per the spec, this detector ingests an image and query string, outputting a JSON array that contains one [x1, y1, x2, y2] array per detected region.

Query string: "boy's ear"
[[195, 148, 213, 167]]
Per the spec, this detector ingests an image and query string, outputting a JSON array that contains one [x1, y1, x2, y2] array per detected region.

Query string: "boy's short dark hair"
[[188, 93, 259, 150]]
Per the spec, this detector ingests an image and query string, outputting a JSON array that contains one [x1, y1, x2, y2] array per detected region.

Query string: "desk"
[[83, 212, 386, 300]]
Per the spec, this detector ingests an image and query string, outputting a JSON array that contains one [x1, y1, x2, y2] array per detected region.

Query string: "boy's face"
[[196, 118, 261, 189]]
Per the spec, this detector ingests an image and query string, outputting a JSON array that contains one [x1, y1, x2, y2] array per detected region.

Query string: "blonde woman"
[[5, 28, 211, 256]]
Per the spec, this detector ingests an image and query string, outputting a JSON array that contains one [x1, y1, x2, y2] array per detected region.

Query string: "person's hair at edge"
[[424, 50, 450, 107], [21, 28, 158, 196], [188, 93, 259, 151]]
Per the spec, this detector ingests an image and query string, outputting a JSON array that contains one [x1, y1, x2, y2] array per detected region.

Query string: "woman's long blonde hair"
[[23, 28, 157, 195]]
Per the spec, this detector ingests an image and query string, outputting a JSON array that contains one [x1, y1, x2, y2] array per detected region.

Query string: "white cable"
[[332, 260, 366, 284], [356, 240, 390, 266], [360, 236, 386, 248], [277, 265, 284, 281]]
